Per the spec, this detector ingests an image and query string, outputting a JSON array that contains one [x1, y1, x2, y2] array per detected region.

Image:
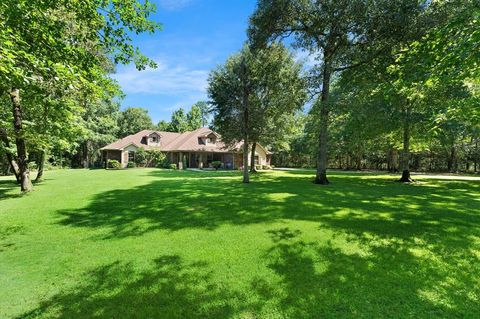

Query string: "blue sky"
[[112, 0, 259, 123]]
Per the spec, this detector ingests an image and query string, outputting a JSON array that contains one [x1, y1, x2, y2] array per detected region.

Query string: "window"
[[151, 136, 158, 143], [254, 155, 259, 165], [128, 151, 135, 162], [207, 137, 216, 144]]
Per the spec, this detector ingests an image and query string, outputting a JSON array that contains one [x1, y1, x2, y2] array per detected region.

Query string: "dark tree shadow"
[[55, 170, 480, 242], [254, 227, 480, 318], [16, 255, 259, 319], [0, 179, 23, 201]]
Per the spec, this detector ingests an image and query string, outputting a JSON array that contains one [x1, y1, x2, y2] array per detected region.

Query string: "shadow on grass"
[[254, 227, 479, 318], [16, 255, 258, 319], [17, 227, 480, 318], [0, 179, 22, 201], [56, 170, 480, 242]]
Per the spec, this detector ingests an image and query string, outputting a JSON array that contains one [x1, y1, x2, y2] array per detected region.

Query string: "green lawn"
[[1, 169, 479, 318]]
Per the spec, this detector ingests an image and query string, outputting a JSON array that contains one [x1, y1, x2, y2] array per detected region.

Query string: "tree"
[[0, 0, 161, 192], [192, 101, 210, 127], [72, 76, 122, 169], [187, 104, 203, 131], [156, 120, 170, 131], [208, 44, 306, 181], [249, 0, 427, 184], [346, 0, 477, 182], [118, 107, 153, 137], [169, 108, 189, 133]]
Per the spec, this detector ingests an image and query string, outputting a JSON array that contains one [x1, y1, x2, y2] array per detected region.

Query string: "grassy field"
[[1, 168, 479, 318]]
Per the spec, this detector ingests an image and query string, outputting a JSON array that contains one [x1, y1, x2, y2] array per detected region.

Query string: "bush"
[[255, 165, 262, 170], [263, 165, 272, 170], [211, 161, 223, 170], [147, 150, 166, 167], [169, 163, 177, 170], [126, 162, 136, 168], [107, 159, 121, 169], [161, 156, 172, 168], [135, 148, 147, 166]]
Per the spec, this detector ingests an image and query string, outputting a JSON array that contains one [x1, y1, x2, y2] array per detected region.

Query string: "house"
[[100, 128, 271, 169]]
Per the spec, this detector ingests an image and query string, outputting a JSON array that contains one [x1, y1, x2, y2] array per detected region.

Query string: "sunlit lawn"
[[1, 168, 479, 318]]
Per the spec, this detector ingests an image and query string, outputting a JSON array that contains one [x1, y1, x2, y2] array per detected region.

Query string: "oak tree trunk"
[[398, 104, 413, 183], [242, 140, 250, 183], [250, 142, 257, 173], [314, 60, 331, 185], [241, 58, 249, 184], [35, 150, 45, 182], [0, 127, 20, 183], [10, 88, 33, 192]]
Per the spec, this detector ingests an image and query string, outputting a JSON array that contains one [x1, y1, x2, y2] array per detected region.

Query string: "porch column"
[[178, 152, 183, 170]]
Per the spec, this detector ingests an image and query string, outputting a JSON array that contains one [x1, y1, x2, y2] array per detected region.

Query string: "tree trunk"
[[242, 140, 249, 183], [356, 154, 362, 171], [398, 103, 413, 183], [0, 127, 20, 183], [35, 150, 45, 182], [449, 145, 456, 172], [10, 88, 33, 192], [475, 140, 478, 173], [314, 60, 331, 185], [241, 58, 249, 183], [250, 142, 257, 173]]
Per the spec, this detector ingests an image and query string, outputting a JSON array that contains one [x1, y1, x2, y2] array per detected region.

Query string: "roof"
[[101, 128, 261, 153]]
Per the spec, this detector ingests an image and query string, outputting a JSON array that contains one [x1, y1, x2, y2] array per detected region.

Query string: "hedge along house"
[[100, 128, 272, 169]]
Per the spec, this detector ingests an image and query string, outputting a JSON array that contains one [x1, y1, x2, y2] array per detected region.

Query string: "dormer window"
[[147, 133, 161, 145], [207, 137, 215, 144]]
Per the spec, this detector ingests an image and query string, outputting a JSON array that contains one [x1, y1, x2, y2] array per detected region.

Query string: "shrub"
[[169, 163, 177, 170], [160, 156, 171, 168], [211, 161, 223, 170], [255, 165, 262, 170], [126, 162, 136, 168], [263, 165, 272, 170], [107, 159, 121, 169], [147, 150, 166, 167], [135, 148, 147, 166]]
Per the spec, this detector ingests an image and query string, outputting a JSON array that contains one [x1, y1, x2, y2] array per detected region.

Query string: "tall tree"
[[0, 0, 161, 192], [249, 0, 427, 184], [187, 104, 203, 131], [118, 107, 153, 137], [192, 101, 210, 127], [73, 76, 122, 168], [156, 120, 170, 131], [169, 108, 189, 133], [208, 44, 306, 181]]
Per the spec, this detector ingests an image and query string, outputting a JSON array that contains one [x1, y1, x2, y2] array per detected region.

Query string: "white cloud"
[[157, 0, 194, 10], [113, 59, 209, 96]]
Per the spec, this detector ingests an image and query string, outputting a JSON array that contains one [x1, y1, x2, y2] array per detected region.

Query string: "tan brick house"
[[101, 128, 271, 169]]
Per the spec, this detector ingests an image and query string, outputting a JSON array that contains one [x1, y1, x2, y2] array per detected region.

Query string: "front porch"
[[169, 152, 239, 169]]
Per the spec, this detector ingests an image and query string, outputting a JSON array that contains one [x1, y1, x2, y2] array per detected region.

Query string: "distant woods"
[[118, 101, 210, 138]]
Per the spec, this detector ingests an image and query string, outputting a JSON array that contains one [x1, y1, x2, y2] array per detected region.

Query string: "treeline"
[[209, 0, 479, 183]]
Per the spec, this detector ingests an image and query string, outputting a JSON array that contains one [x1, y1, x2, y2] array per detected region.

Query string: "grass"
[[0, 168, 479, 319]]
